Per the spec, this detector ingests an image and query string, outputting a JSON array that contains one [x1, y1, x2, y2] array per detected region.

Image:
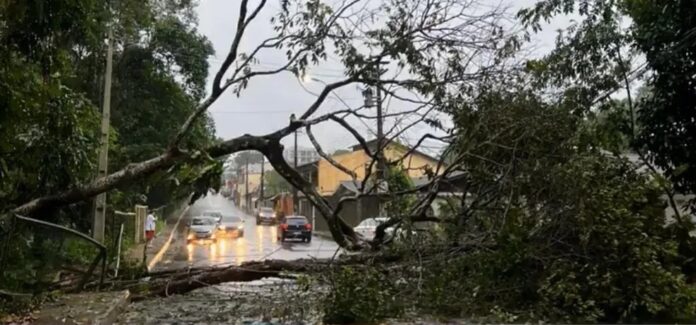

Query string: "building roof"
[[350, 138, 440, 162], [338, 180, 363, 193], [331, 171, 466, 197]]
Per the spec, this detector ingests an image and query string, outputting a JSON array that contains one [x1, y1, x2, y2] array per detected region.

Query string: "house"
[[236, 163, 274, 212], [296, 139, 442, 196], [294, 139, 453, 232]]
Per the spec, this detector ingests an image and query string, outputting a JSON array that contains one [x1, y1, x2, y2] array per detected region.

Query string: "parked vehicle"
[[256, 207, 276, 225], [217, 215, 245, 238], [354, 217, 393, 241], [202, 210, 223, 224], [187, 216, 219, 244], [277, 215, 312, 243]]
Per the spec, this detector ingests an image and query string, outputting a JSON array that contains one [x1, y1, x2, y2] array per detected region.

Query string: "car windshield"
[[192, 217, 216, 226], [224, 216, 243, 223], [286, 217, 307, 225], [203, 211, 222, 218], [259, 208, 273, 213]]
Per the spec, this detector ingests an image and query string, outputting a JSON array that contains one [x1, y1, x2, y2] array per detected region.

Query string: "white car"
[[354, 217, 394, 241], [187, 216, 219, 244]]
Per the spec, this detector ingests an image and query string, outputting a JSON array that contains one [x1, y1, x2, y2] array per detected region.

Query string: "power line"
[[210, 110, 294, 114]]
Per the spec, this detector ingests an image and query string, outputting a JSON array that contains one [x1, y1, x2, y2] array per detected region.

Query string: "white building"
[[283, 147, 320, 166]]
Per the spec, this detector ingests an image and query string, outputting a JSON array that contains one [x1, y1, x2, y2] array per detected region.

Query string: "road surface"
[[152, 194, 341, 271]]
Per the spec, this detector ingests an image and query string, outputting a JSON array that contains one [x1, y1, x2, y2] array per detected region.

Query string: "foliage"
[[519, 0, 696, 196], [264, 170, 291, 198], [0, 0, 216, 306], [327, 153, 696, 323], [322, 266, 404, 324], [383, 165, 415, 218], [326, 82, 696, 322]]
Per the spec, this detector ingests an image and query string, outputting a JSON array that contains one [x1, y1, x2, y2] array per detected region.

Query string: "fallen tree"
[[80, 250, 412, 300], [1, 0, 516, 250]]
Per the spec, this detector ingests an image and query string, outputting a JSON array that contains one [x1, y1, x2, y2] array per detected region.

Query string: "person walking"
[[145, 211, 157, 247]]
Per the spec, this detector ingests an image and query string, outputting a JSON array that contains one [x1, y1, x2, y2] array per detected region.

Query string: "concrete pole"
[[93, 28, 114, 242], [260, 156, 265, 208], [245, 156, 249, 213], [293, 130, 298, 214], [375, 61, 388, 217]]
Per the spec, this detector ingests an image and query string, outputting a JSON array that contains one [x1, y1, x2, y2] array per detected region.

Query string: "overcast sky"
[[194, 0, 570, 154]]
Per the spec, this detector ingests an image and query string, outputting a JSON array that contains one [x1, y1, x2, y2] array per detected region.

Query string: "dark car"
[[277, 215, 312, 243], [217, 215, 245, 238], [256, 207, 276, 225]]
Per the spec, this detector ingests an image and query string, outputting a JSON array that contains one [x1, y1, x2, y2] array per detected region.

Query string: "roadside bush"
[[322, 266, 405, 324], [321, 154, 696, 323], [446, 155, 696, 322]]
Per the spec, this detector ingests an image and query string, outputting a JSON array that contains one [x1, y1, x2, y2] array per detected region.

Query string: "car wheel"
[[256, 219, 261, 225], [280, 234, 286, 242], [239, 231, 244, 237], [306, 236, 312, 243]]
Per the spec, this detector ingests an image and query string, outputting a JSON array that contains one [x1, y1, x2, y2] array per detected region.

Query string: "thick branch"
[[262, 139, 361, 249], [212, 0, 251, 97], [5, 135, 268, 228], [306, 125, 356, 179]]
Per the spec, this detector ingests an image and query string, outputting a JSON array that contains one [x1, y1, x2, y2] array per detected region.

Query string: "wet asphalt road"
[[153, 194, 341, 271]]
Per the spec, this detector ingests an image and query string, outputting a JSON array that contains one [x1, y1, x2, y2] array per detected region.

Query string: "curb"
[[147, 205, 189, 271]]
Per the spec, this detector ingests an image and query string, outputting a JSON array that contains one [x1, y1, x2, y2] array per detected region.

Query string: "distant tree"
[[264, 170, 291, 198], [234, 151, 264, 167], [332, 149, 350, 156]]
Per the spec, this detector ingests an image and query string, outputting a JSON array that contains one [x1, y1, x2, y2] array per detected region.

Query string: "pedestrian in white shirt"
[[145, 212, 156, 247]]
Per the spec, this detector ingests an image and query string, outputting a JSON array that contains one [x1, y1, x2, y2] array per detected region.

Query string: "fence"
[[1, 214, 107, 295]]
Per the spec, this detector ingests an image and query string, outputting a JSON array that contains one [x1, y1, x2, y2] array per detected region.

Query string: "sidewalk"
[[126, 205, 188, 270]]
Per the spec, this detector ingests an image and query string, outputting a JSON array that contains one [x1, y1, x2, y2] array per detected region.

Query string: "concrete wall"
[[297, 196, 380, 233]]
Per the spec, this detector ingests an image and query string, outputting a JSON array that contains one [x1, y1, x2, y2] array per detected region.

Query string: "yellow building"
[[298, 139, 441, 196]]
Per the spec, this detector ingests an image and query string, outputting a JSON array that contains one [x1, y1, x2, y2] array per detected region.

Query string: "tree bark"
[[5, 135, 266, 227]]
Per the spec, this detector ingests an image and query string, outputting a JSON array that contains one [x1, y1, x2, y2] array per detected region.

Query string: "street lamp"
[[362, 87, 375, 108]]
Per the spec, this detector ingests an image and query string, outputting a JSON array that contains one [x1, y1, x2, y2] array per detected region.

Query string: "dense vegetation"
[[0, 0, 217, 308], [324, 87, 696, 323]]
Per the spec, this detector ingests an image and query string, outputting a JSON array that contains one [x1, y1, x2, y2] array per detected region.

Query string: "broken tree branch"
[[306, 125, 357, 179]]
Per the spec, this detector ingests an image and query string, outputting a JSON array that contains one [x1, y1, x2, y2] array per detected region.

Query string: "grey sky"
[[194, 0, 570, 154]]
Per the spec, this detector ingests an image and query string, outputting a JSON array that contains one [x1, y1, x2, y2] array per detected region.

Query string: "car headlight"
[[187, 233, 194, 240], [218, 225, 226, 230], [211, 233, 216, 239], [237, 224, 244, 230]]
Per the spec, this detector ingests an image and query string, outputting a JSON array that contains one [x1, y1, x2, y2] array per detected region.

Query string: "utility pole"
[[293, 129, 298, 214], [260, 156, 265, 208], [245, 156, 250, 213], [363, 59, 388, 217], [93, 28, 114, 242], [375, 61, 387, 186]]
